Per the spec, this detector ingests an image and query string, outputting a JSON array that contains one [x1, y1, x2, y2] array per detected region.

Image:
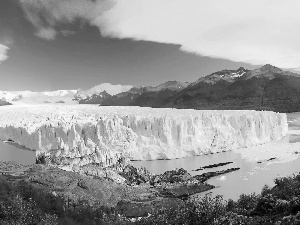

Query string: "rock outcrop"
[[0, 105, 288, 170]]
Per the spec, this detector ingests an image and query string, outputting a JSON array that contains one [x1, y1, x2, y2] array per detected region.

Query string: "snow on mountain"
[[78, 81, 189, 105], [79, 91, 112, 104], [73, 83, 133, 102], [193, 67, 249, 85], [73, 89, 88, 101], [0, 105, 288, 170]]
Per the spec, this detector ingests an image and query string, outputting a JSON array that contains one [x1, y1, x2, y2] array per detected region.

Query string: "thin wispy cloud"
[[0, 44, 9, 63], [20, 0, 300, 69]]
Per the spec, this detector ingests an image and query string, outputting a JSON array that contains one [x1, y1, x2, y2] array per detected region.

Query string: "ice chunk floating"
[[0, 105, 288, 170]]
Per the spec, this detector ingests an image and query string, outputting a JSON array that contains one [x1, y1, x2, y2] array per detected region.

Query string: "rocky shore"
[[0, 160, 240, 218]]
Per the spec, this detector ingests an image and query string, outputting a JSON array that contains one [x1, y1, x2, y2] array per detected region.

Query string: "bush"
[[0, 176, 129, 225]]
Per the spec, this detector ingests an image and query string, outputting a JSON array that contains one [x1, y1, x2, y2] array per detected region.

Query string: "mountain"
[[79, 91, 112, 104], [73, 89, 88, 101], [193, 67, 249, 84], [144, 81, 190, 91], [76, 65, 300, 112], [73, 83, 134, 103], [262, 75, 300, 112], [3, 65, 300, 112], [165, 64, 300, 112], [79, 64, 300, 113], [80, 81, 190, 106], [85, 83, 133, 96], [242, 64, 282, 80]]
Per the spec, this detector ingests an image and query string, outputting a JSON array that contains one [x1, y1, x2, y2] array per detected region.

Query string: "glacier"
[[0, 105, 288, 170]]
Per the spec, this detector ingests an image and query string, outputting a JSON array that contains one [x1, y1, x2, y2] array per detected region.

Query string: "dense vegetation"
[[0, 176, 127, 225], [2, 173, 300, 224]]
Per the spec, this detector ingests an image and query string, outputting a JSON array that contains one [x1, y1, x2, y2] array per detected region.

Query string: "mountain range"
[[163, 64, 300, 112], [77, 64, 300, 113], [2, 64, 300, 112]]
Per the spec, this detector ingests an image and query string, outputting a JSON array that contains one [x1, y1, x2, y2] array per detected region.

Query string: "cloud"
[[86, 83, 133, 96], [0, 37, 14, 46], [20, 0, 300, 69], [35, 27, 57, 40], [0, 44, 9, 63], [19, 0, 100, 39]]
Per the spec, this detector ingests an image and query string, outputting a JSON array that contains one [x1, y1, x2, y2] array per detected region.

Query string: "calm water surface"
[[0, 141, 36, 165]]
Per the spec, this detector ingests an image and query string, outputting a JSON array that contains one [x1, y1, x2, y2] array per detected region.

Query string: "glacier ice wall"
[[0, 105, 288, 169]]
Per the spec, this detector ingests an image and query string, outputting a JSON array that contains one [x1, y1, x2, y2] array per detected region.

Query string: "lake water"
[[0, 141, 36, 165], [1, 112, 300, 200]]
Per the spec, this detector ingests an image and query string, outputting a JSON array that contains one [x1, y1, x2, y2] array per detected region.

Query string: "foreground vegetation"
[[2, 173, 300, 224], [0, 176, 127, 225]]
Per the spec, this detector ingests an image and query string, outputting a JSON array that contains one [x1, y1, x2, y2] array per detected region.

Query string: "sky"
[[0, 0, 299, 91]]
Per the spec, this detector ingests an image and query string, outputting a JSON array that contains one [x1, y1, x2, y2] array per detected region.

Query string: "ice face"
[[0, 105, 288, 169]]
